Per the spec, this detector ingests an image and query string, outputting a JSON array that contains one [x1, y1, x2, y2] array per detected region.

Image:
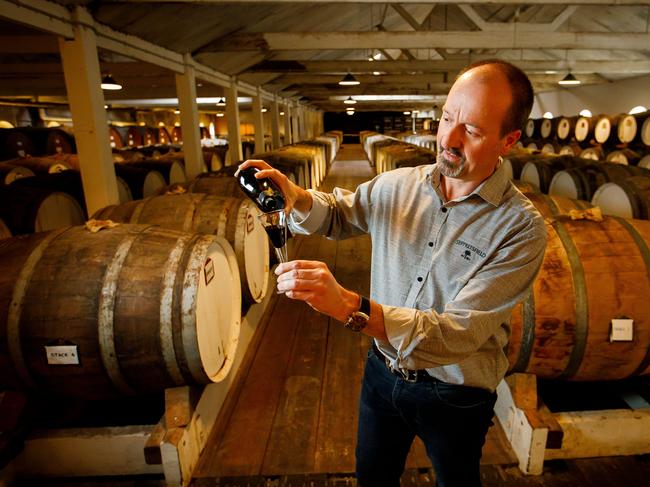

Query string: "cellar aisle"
[[192, 144, 516, 482]]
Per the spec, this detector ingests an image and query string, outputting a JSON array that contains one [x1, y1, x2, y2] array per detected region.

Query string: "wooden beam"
[[207, 31, 650, 51], [226, 80, 243, 163], [175, 54, 203, 180], [252, 87, 265, 154], [245, 59, 650, 75], [0, 1, 73, 38], [271, 97, 281, 149], [58, 7, 119, 216], [98, 0, 650, 5]]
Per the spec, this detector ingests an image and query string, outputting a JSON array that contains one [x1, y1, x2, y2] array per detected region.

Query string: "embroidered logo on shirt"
[[454, 239, 486, 260]]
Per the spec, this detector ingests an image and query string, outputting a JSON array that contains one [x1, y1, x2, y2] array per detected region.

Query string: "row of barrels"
[[503, 151, 650, 220], [517, 139, 650, 168], [0, 132, 344, 399], [360, 132, 436, 173], [0, 153, 187, 235], [525, 112, 650, 147], [250, 134, 341, 190], [398, 132, 437, 152]]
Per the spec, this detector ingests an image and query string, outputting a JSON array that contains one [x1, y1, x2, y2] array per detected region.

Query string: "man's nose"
[[439, 123, 463, 151]]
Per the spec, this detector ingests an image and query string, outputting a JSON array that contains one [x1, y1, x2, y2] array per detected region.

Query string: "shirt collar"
[[428, 157, 509, 207]]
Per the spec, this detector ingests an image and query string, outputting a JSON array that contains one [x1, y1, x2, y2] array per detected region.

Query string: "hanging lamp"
[[100, 74, 122, 90], [558, 73, 581, 86], [344, 96, 357, 105], [339, 73, 360, 86]]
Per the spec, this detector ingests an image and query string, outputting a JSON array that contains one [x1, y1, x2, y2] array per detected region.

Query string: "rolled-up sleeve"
[[382, 218, 547, 370], [289, 180, 375, 239]]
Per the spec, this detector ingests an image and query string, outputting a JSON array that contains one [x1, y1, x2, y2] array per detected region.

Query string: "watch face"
[[345, 311, 369, 332]]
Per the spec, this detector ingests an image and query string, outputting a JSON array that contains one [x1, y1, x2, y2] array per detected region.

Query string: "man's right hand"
[[237, 159, 313, 215]]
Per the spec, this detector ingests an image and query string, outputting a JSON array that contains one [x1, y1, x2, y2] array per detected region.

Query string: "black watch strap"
[[359, 295, 370, 315]]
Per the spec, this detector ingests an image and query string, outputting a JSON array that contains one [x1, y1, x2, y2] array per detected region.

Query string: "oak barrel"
[[508, 214, 650, 380], [0, 185, 85, 235], [591, 176, 650, 220], [108, 126, 124, 149], [520, 155, 592, 193], [0, 162, 34, 185], [549, 163, 650, 201], [8, 156, 71, 174], [114, 164, 166, 199], [92, 194, 268, 306], [0, 224, 241, 398]]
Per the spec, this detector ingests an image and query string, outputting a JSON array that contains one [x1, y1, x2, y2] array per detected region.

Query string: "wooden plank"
[[544, 409, 650, 460], [199, 235, 322, 477], [260, 236, 336, 475]]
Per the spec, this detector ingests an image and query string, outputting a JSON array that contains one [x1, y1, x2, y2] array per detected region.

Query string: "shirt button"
[[428, 242, 434, 247], [441, 207, 448, 213], [417, 277, 423, 282]]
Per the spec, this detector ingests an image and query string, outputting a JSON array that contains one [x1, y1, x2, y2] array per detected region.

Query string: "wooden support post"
[[292, 106, 301, 143], [58, 7, 118, 216], [284, 103, 292, 146], [495, 373, 552, 475], [271, 98, 281, 149], [226, 80, 243, 164], [252, 87, 265, 155], [175, 54, 203, 180]]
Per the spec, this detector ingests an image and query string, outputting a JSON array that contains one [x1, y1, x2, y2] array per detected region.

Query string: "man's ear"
[[501, 129, 521, 155]]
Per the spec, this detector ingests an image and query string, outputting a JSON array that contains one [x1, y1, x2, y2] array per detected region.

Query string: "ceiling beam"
[[246, 59, 650, 75], [98, 1, 650, 5], [209, 31, 650, 51], [457, 5, 578, 32], [267, 74, 447, 85]]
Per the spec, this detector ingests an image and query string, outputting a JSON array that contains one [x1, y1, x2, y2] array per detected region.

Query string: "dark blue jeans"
[[356, 348, 497, 487]]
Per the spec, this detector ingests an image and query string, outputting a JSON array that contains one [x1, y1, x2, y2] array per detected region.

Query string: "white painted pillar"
[[58, 7, 118, 216], [292, 106, 301, 143], [252, 88, 265, 155], [175, 54, 203, 179], [271, 98, 281, 149], [284, 103, 292, 146], [226, 80, 243, 163]]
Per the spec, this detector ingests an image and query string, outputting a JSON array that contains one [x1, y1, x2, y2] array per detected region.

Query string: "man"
[[239, 60, 547, 487]]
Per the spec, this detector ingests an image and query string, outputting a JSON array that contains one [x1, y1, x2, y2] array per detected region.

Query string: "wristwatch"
[[344, 295, 371, 332]]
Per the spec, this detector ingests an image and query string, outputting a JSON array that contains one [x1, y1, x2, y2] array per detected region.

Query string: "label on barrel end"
[[204, 258, 215, 286], [610, 319, 634, 342], [45, 345, 80, 365]]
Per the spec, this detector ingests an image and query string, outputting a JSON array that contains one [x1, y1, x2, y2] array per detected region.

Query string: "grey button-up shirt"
[[290, 161, 547, 391]]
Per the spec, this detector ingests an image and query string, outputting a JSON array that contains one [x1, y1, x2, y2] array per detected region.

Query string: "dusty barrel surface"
[[93, 194, 269, 306], [0, 224, 241, 399], [508, 213, 650, 380]]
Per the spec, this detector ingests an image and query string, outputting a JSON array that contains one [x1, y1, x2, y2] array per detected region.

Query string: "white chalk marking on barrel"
[[98, 231, 139, 395], [160, 234, 193, 385], [7, 228, 69, 388]]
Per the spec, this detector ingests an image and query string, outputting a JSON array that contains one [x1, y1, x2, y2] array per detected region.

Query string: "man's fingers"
[[275, 260, 326, 275]]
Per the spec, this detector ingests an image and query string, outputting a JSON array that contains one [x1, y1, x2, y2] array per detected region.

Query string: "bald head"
[[455, 60, 534, 136]]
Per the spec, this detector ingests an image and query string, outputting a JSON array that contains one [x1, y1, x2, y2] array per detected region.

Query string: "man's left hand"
[[275, 260, 359, 322]]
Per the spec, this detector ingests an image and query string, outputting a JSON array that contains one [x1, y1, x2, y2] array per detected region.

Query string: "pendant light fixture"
[[100, 74, 122, 90], [344, 96, 357, 105], [339, 73, 360, 86], [558, 72, 581, 86], [216, 97, 226, 106]]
